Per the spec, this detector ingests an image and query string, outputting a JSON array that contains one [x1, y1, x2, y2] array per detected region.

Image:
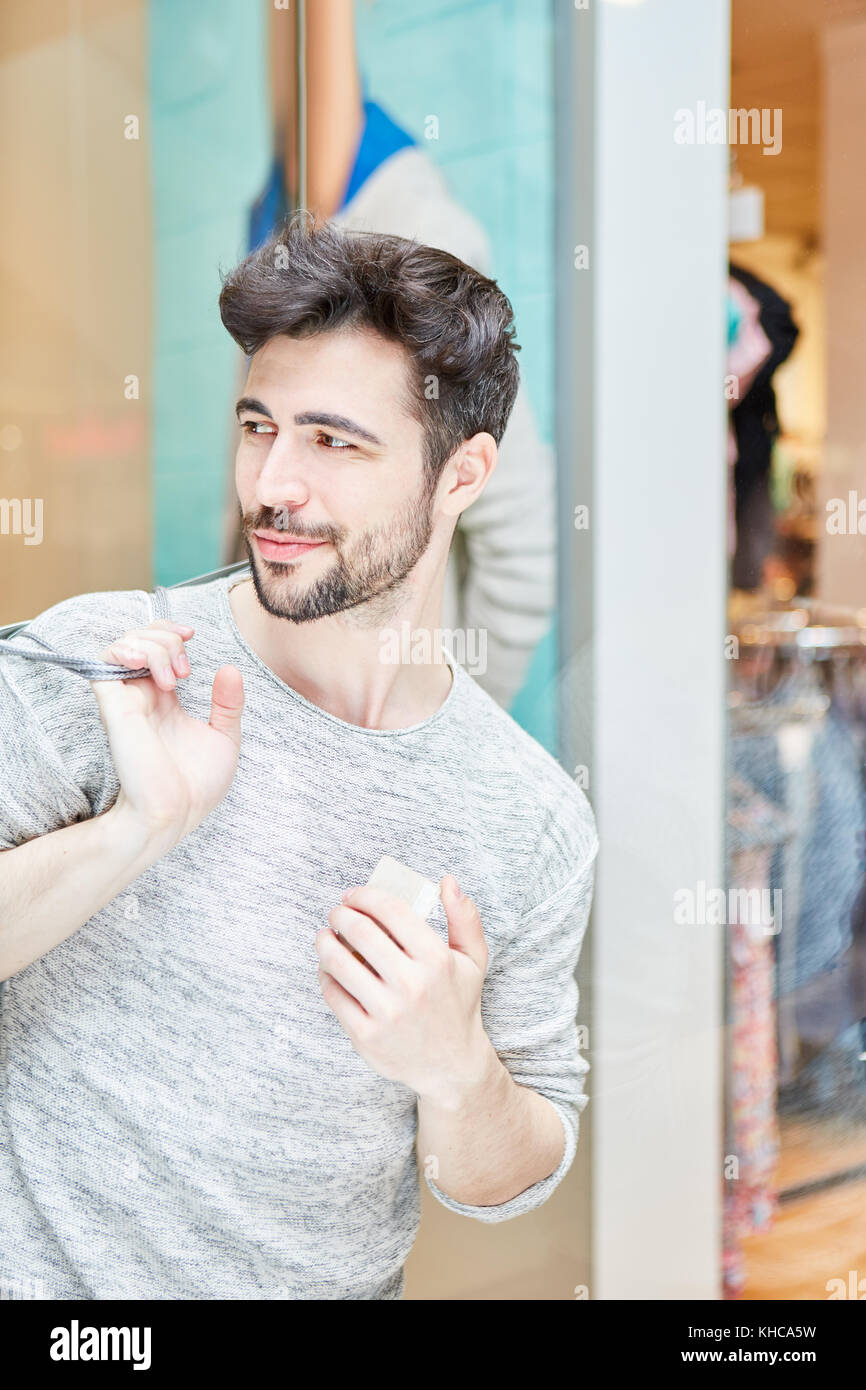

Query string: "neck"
[[228, 547, 454, 730]]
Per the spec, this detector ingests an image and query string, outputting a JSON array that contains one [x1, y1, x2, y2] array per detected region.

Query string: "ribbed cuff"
[[424, 1097, 578, 1223]]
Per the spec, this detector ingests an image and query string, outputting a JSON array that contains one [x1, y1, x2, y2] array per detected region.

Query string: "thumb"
[[209, 665, 244, 747], [88, 672, 130, 726], [441, 875, 487, 972]]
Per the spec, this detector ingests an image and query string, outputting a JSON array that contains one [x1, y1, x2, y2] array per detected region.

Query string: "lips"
[[253, 532, 328, 562]]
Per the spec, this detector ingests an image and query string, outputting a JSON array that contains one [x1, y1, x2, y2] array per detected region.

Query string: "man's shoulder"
[[16, 573, 229, 655], [20, 586, 154, 651], [451, 667, 598, 902], [0, 587, 156, 726], [1, 577, 218, 707], [453, 664, 586, 797]]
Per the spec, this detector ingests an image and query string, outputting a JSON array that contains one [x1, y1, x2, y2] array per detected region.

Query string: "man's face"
[[235, 327, 439, 624]]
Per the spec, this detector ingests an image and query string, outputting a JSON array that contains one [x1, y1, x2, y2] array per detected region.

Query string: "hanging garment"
[[728, 263, 800, 591], [729, 653, 866, 1129], [788, 709, 866, 1066], [723, 776, 791, 1299], [726, 278, 773, 561]]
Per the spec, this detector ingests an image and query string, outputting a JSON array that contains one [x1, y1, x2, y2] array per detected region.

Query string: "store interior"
[[724, 0, 866, 1300], [2, 0, 866, 1300]]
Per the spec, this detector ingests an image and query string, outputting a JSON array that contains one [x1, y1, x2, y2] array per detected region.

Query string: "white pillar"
[[556, 0, 730, 1299]]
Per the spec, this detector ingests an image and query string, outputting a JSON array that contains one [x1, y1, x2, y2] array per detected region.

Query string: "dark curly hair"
[[218, 209, 521, 485]]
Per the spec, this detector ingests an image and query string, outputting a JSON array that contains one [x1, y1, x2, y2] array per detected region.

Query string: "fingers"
[[100, 621, 195, 691], [315, 928, 386, 1014], [327, 903, 404, 983], [339, 885, 440, 963], [440, 876, 488, 969], [208, 666, 244, 746], [103, 637, 182, 691], [89, 672, 132, 720]]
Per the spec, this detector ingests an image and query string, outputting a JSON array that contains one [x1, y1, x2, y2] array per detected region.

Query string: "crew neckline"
[[218, 570, 461, 738]]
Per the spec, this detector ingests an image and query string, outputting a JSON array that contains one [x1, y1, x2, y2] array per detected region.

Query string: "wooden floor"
[[740, 1116, 866, 1300]]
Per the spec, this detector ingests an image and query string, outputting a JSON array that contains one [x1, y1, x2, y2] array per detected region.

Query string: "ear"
[[437, 432, 498, 519]]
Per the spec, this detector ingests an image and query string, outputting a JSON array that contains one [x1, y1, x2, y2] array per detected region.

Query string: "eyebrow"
[[235, 397, 385, 447]]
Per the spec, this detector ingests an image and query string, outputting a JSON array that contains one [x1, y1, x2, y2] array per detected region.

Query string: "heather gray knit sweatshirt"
[[0, 571, 597, 1300]]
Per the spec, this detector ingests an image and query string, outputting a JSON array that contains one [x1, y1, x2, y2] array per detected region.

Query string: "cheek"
[[235, 447, 260, 498], [317, 470, 379, 530]]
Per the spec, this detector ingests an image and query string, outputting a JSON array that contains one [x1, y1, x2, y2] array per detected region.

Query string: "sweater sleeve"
[[425, 809, 598, 1222]]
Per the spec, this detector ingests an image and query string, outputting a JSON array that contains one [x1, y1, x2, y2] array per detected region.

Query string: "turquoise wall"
[[149, 0, 557, 750], [149, 0, 270, 585]]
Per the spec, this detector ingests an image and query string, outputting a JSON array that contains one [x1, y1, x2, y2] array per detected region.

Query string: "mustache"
[[242, 507, 344, 544]]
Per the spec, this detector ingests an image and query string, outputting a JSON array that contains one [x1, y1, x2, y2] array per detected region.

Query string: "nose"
[[253, 437, 311, 511]]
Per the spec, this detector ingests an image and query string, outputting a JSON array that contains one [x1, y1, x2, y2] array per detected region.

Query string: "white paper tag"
[[365, 855, 441, 921]]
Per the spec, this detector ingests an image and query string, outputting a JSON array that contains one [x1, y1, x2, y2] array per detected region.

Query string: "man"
[[0, 214, 597, 1301], [231, 0, 557, 711]]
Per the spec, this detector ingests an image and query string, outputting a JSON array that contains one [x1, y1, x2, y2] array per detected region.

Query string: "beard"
[[240, 474, 438, 624]]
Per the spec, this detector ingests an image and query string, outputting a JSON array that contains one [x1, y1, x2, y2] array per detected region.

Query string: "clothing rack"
[[727, 602, 866, 1210]]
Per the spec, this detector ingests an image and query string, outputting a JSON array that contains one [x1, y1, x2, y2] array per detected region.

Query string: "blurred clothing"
[[728, 263, 800, 591], [726, 278, 773, 560], [248, 99, 415, 253], [723, 778, 789, 1298], [340, 98, 415, 208]]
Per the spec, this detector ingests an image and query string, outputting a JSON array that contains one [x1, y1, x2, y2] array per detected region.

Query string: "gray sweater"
[[0, 572, 597, 1300]]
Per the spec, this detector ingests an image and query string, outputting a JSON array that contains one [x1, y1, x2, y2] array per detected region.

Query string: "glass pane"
[[725, 0, 866, 1301]]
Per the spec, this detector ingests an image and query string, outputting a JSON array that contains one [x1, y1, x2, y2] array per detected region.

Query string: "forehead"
[[244, 326, 416, 423]]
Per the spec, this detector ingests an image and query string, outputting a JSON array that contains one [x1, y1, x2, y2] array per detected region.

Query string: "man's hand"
[[90, 619, 245, 852], [316, 875, 495, 1104], [0, 618, 245, 981]]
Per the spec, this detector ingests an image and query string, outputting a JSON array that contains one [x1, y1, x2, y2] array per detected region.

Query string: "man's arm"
[[271, 0, 364, 219], [318, 836, 596, 1219], [0, 617, 244, 982], [0, 805, 169, 982], [415, 1027, 569, 1207]]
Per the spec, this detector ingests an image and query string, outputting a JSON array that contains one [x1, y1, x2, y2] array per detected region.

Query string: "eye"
[[241, 420, 276, 436], [316, 431, 355, 451]]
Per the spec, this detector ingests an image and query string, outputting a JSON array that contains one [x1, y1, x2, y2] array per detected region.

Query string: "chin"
[[249, 566, 336, 624]]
